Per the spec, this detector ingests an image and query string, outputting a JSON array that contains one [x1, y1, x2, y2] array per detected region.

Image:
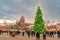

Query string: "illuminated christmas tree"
[[33, 6, 45, 33]]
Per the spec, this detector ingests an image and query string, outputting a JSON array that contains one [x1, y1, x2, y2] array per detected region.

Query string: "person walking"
[[22, 30, 25, 40], [27, 31, 30, 37], [36, 31, 40, 40], [27, 30, 31, 40], [50, 31, 53, 37], [31, 30, 34, 37], [0, 30, 1, 35], [22, 31, 25, 36], [33, 31, 36, 37], [12, 31, 15, 37], [57, 31, 60, 38], [43, 31, 46, 40]]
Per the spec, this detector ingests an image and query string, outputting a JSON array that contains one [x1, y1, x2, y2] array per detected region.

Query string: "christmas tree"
[[33, 6, 45, 33]]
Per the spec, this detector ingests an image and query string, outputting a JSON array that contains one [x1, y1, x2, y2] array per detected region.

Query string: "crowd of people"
[[0, 30, 60, 40]]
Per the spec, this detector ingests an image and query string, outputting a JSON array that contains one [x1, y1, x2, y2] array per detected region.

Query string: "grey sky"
[[0, 0, 60, 23]]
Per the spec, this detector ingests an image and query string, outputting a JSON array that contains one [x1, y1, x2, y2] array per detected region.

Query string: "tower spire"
[[22, 12, 23, 16]]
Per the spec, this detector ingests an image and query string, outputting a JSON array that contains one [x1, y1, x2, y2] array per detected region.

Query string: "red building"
[[0, 25, 6, 31], [16, 16, 33, 30], [19, 16, 26, 27]]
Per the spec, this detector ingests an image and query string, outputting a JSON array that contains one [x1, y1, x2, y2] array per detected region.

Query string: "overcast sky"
[[0, 0, 60, 23]]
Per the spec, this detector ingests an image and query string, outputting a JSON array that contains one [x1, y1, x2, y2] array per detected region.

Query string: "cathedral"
[[15, 16, 33, 30], [19, 16, 26, 27]]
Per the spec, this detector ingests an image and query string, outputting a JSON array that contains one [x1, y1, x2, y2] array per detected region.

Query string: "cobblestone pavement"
[[0, 33, 60, 40]]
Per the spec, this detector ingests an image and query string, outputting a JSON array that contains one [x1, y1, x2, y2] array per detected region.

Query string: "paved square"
[[0, 33, 60, 40]]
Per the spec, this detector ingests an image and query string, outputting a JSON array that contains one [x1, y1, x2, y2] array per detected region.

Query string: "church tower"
[[20, 16, 26, 27]]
